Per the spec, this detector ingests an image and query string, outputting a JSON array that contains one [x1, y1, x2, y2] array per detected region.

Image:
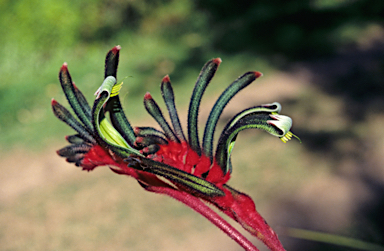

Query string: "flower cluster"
[[52, 46, 299, 251]]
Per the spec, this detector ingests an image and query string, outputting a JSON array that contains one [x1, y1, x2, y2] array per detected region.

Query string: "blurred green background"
[[1, 0, 384, 250]]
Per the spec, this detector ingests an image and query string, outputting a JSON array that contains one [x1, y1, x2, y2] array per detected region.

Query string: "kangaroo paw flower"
[[52, 46, 300, 251]]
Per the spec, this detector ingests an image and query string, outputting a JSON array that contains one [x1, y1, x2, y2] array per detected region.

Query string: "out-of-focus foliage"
[[0, 0, 185, 49], [1, 0, 383, 149], [196, 0, 384, 60], [0, 0, 209, 53], [0, 0, 211, 149]]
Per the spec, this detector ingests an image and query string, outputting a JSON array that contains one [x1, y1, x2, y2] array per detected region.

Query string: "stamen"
[[280, 131, 301, 143], [110, 82, 123, 97]]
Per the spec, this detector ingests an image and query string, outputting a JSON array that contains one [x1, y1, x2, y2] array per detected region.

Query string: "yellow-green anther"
[[111, 81, 123, 97], [280, 131, 301, 143]]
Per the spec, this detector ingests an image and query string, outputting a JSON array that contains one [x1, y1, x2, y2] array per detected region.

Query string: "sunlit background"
[[1, 0, 384, 250]]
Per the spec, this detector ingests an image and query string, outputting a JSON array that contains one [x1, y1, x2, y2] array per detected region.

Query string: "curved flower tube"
[[52, 46, 299, 251]]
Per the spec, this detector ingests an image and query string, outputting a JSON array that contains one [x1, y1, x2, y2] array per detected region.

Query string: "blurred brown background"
[[1, 0, 384, 250]]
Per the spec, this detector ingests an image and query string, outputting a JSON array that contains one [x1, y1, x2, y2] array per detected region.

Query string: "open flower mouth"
[[52, 46, 299, 251]]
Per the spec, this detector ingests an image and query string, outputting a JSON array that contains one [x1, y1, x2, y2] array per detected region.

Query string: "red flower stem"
[[145, 186, 260, 251]]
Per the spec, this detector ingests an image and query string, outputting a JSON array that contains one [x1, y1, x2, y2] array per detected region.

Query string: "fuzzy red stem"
[[145, 186, 260, 251]]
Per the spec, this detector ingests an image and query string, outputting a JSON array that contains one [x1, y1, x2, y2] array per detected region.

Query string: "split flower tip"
[[134, 137, 144, 145], [162, 75, 171, 83], [133, 127, 140, 135], [60, 62, 68, 72], [254, 71, 263, 78], [213, 57, 222, 65], [111, 45, 121, 54], [51, 98, 58, 106], [144, 92, 153, 100], [64, 135, 71, 142]]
